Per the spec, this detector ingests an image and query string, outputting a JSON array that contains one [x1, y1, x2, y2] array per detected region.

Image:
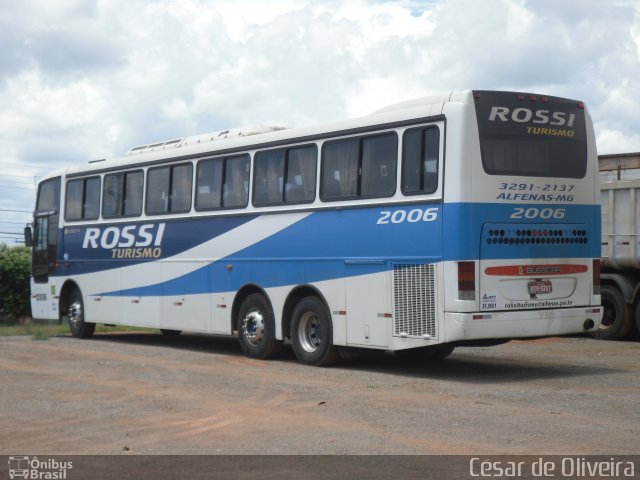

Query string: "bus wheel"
[[636, 302, 640, 337], [237, 293, 282, 359], [591, 285, 633, 340], [67, 288, 95, 339], [291, 296, 338, 366], [396, 344, 455, 361]]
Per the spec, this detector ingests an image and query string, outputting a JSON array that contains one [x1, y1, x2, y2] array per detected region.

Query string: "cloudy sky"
[[1, 0, 639, 243]]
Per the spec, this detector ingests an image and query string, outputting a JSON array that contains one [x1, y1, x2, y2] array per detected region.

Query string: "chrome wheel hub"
[[242, 310, 265, 345], [297, 312, 322, 353], [68, 301, 82, 328]]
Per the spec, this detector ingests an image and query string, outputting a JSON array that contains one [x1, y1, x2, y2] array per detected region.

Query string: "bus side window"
[[146, 167, 171, 215], [170, 163, 193, 213], [321, 133, 397, 201], [84, 177, 101, 219], [402, 126, 440, 195], [103, 171, 143, 218], [123, 171, 143, 216], [321, 138, 358, 200], [285, 145, 317, 204], [196, 158, 223, 210], [253, 145, 317, 206], [254, 150, 285, 206], [146, 164, 192, 215], [65, 179, 84, 220], [361, 133, 397, 197], [223, 155, 250, 208], [65, 176, 101, 221], [103, 173, 124, 217]]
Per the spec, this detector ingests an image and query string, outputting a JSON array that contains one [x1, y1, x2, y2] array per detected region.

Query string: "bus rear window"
[[481, 135, 586, 178], [474, 90, 587, 179]]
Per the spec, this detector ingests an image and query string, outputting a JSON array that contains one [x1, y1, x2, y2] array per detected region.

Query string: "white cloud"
[[597, 129, 640, 155]]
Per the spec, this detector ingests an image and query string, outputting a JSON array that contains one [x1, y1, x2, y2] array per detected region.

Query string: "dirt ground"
[[0, 333, 638, 455]]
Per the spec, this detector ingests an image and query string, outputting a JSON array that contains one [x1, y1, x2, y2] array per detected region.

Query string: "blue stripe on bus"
[[60, 214, 258, 275], [93, 202, 600, 298]]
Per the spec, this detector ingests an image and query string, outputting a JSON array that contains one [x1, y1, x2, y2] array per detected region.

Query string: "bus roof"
[[39, 90, 471, 182]]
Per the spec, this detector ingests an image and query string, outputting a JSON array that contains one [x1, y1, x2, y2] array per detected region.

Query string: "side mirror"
[[24, 225, 33, 247]]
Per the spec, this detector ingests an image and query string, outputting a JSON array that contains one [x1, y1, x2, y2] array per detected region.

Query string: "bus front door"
[[32, 212, 58, 284]]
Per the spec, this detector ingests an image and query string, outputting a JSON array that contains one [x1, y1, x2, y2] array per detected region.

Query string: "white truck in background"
[[598, 152, 640, 339]]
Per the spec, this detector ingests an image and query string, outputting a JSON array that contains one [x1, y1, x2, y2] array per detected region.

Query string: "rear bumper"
[[443, 306, 603, 343]]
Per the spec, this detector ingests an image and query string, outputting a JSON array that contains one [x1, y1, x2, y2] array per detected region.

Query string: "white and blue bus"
[[25, 90, 603, 365]]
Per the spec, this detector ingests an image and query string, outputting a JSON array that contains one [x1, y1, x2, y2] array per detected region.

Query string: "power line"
[[0, 161, 52, 170], [0, 178, 37, 186], [0, 178, 36, 184], [0, 185, 35, 191], [0, 173, 40, 180], [0, 236, 25, 243], [0, 182, 37, 188], [0, 173, 39, 178], [0, 184, 35, 190]]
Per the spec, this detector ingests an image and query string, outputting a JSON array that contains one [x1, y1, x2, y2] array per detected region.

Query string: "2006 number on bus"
[[510, 207, 566, 220], [377, 208, 438, 225]]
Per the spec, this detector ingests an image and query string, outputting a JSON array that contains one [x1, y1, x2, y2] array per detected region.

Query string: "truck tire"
[[634, 302, 640, 337], [592, 285, 633, 340]]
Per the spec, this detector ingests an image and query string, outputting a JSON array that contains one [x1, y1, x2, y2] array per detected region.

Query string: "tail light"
[[458, 261, 476, 300], [593, 259, 601, 295]]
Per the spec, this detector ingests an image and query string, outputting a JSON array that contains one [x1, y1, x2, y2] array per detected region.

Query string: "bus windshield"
[[473, 90, 587, 179]]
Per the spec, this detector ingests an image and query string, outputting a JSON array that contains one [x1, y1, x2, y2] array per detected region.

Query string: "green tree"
[[0, 245, 31, 321]]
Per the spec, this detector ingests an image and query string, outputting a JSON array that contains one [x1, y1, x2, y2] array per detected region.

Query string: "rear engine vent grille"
[[393, 264, 436, 339]]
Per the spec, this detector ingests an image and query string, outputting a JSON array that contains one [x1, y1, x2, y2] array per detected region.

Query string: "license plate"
[[528, 280, 552, 295]]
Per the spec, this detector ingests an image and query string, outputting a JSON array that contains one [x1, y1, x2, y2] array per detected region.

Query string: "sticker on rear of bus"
[[482, 293, 497, 310]]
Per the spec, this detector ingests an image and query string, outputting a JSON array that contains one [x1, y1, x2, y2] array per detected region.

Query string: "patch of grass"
[[0, 323, 68, 337], [0, 321, 157, 337], [95, 325, 156, 334], [31, 331, 50, 341]]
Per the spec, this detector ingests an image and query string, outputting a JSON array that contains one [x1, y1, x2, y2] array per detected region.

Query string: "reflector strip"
[[484, 264, 588, 276], [593, 259, 600, 295]]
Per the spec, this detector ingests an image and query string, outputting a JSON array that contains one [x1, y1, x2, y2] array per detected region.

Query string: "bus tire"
[[237, 293, 282, 359], [160, 329, 182, 336], [67, 288, 95, 339], [291, 296, 338, 366], [396, 344, 455, 361], [592, 285, 633, 340], [634, 301, 640, 337]]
